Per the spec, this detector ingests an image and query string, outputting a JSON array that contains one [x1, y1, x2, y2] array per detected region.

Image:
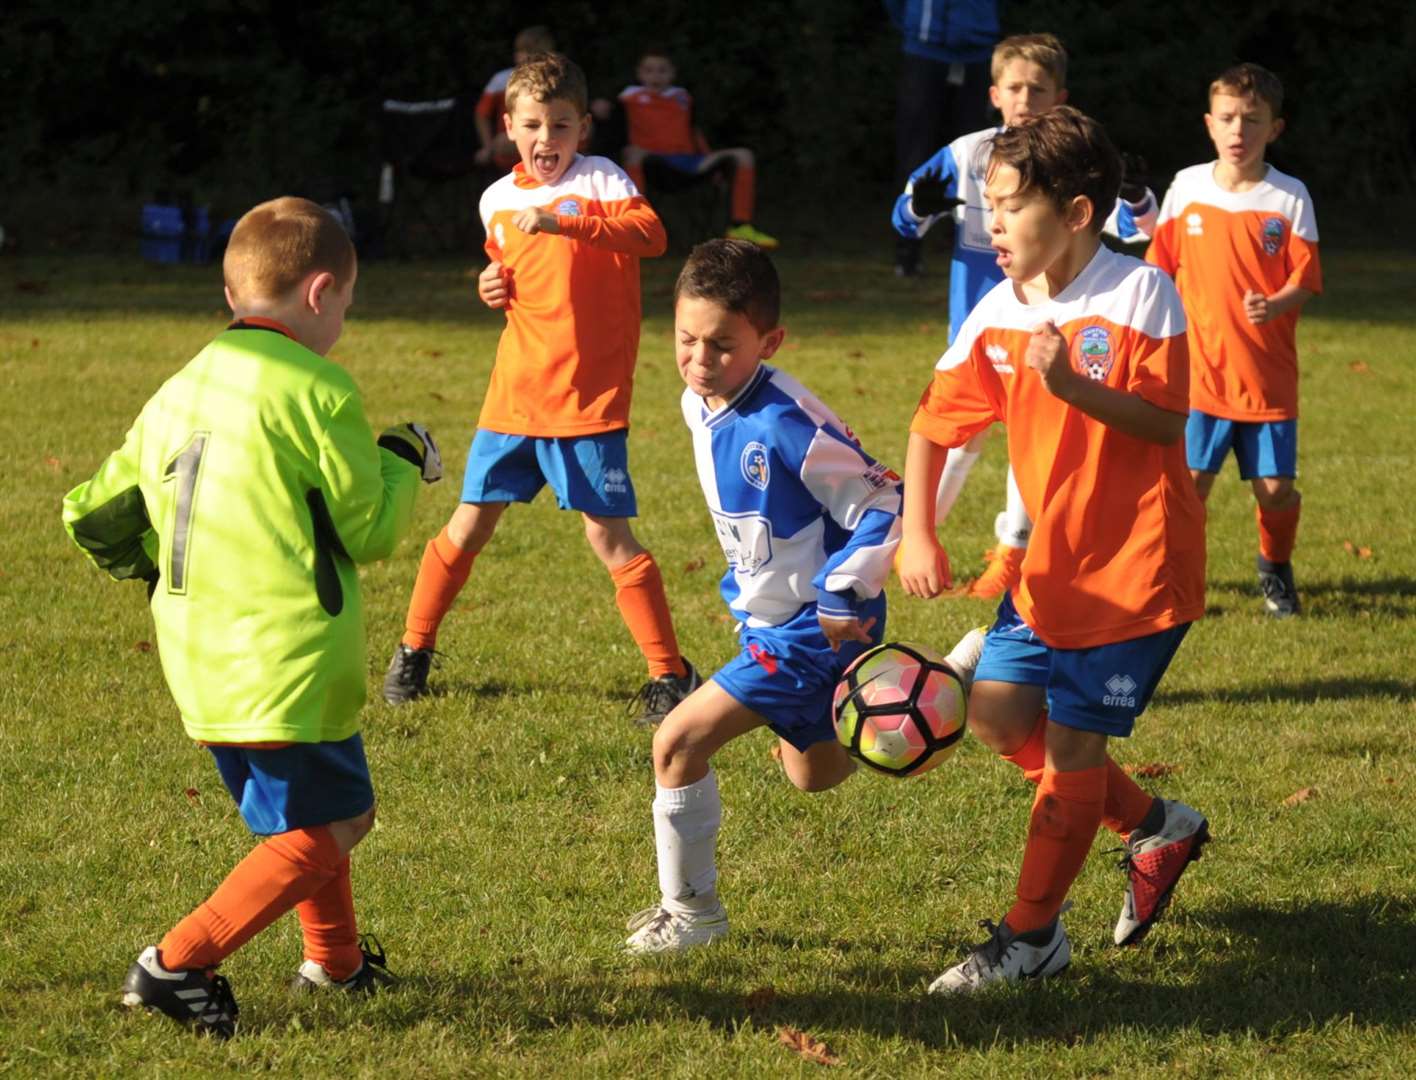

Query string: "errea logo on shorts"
[[1103, 673, 1138, 708], [603, 468, 628, 494]]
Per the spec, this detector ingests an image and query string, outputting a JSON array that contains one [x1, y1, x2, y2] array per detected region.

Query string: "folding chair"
[[377, 94, 486, 256]]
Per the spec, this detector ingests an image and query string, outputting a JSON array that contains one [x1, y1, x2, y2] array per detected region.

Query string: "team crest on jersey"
[[741, 442, 769, 490], [985, 343, 1014, 374], [1072, 325, 1114, 381], [494, 223, 506, 248], [1185, 212, 1204, 236], [556, 199, 581, 216], [1261, 216, 1285, 255]]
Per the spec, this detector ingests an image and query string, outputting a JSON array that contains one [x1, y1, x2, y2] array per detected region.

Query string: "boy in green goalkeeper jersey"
[[62, 197, 440, 1038]]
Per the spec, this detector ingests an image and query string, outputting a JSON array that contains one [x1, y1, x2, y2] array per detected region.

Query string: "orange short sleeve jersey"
[[911, 246, 1207, 649], [618, 85, 698, 155], [1147, 163, 1321, 421], [478, 155, 667, 437]]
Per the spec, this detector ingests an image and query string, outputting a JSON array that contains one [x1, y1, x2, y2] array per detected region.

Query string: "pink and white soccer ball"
[[831, 641, 967, 777]]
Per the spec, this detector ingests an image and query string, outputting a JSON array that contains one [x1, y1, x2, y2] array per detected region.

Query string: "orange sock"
[[1257, 498, 1301, 564], [158, 826, 345, 970], [609, 552, 684, 679], [626, 162, 647, 194], [730, 164, 756, 224], [402, 526, 477, 650], [295, 856, 362, 981], [1001, 713, 1152, 836], [1006, 764, 1107, 934]]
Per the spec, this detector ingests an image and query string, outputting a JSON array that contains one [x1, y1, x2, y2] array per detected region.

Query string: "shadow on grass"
[[1154, 675, 1414, 707], [273, 898, 1413, 1050], [1203, 575, 1416, 621]]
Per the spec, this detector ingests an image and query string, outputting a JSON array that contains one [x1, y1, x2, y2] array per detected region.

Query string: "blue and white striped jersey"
[[682, 365, 903, 629], [893, 125, 1158, 344]]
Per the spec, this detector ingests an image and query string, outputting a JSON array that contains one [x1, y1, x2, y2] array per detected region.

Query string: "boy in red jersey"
[[384, 53, 700, 727], [899, 107, 1210, 992], [1147, 63, 1321, 617], [615, 45, 779, 249]]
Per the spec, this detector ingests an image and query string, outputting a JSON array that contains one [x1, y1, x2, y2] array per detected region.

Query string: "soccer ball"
[[832, 641, 966, 777]]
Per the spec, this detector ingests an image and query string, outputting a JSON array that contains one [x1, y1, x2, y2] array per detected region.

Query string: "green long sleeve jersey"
[[63, 325, 420, 743]]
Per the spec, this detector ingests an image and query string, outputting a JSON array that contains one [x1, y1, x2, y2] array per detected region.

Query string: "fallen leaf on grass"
[[1282, 786, 1318, 808], [769, 744, 782, 762], [428, 390, 445, 401], [682, 557, 706, 573], [1342, 540, 1373, 559], [44, 455, 63, 472], [133, 641, 153, 653], [745, 986, 777, 1011], [1123, 763, 1179, 778], [1349, 361, 1371, 374], [778, 1027, 839, 1066], [183, 787, 201, 805], [32, 338, 41, 348], [846, 350, 864, 359], [416, 349, 444, 359]]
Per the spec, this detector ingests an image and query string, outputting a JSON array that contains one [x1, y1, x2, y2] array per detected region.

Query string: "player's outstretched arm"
[[898, 431, 953, 597], [317, 392, 422, 563]]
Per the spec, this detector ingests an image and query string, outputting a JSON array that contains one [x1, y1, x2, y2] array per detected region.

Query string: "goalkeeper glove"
[[1118, 152, 1150, 205], [911, 178, 963, 218], [379, 422, 442, 483]]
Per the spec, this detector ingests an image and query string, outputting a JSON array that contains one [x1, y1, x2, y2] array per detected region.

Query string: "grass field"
[[2, 230, 1414, 1077]]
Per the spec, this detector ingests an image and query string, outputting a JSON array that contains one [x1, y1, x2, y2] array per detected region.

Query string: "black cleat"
[[383, 643, 436, 704], [1257, 555, 1300, 618], [121, 946, 239, 1039], [290, 934, 397, 994], [627, 659, 701, 728]]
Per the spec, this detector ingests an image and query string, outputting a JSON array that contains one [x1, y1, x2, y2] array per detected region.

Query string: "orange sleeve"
[[909, 345, 1005, 450], [1286, 235, 1322, 295], [556, 197, 667, 257]]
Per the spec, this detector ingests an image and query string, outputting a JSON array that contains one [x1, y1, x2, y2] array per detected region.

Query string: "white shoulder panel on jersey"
[[480, 156, 639, 227]]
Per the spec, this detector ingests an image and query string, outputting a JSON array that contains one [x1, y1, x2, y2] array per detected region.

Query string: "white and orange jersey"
[[478, 155, 667, 437], [1147, 162, 1321, 420], [618, 84, 701, 155], [911, 245, 1206, 649]]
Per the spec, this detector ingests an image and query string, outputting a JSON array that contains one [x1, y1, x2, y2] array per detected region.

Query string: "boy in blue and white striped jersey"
[[623, 238, 905, 954]]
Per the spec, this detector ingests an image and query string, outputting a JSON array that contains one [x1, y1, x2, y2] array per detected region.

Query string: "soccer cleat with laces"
[[289, 934, 397, 994], [628, 659, 701, 728], [1113, 799, 1209, 946], [121, 946, 239, 1039], [382, 643, 437, 704], [966, 542, 1026, 599], [624, 902, 729, 954], [928, 904, 1071, 995], [725, 222, 780, 250], [1257, 555, 1300, 618]]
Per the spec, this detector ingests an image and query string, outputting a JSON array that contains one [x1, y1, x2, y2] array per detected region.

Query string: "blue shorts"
[[650, 153, 706, 174], [461, 429, 638, 516], [208, 734, 374, 836], [1186, 410, 1297, 479], [712, 594, 887, 752], [974, 593, 1190, 738]]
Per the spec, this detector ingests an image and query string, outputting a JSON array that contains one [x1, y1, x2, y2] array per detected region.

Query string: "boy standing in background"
[[1148, 63, 1321, 617]]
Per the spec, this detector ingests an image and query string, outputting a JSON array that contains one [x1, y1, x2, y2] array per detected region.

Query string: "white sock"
[[653, 770, 722, 915], [993, 465, 1032, 548], [934, 429, 988, 521]]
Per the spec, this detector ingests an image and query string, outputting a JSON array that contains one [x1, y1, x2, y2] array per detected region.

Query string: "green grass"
[[2, 232, 1414, 1077]]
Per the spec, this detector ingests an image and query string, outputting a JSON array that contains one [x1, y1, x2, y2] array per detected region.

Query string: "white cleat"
[[624, 903, 729, 955], [928, 904, 1071, 995]]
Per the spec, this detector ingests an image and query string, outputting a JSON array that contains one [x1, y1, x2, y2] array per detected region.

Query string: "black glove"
[[911, 178, 964, 218], [1118, 152, 1150, 205]]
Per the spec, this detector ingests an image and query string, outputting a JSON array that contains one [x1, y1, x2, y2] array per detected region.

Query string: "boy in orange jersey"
[[474, 26, 558, 174], [384, 53, 700, 727], [614, 44, 779, 249], [899, 107, 1210, 993], [1147, 63, 1321, 617]]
